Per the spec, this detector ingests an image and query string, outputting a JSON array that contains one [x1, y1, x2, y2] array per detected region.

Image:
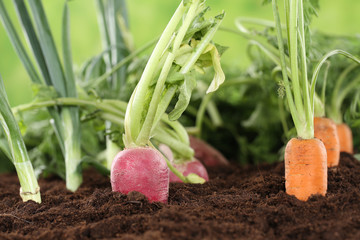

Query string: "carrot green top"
[[272, 0, 314, 139], [272, 0, 360, 139]]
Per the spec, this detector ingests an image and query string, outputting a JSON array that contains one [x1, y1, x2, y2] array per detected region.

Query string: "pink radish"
[[112, 1, 224, 203], [169, 159, 209, 183], [111, 147, 169, 203], [189, 136, 229, 167], [159, 144, 209, 183]]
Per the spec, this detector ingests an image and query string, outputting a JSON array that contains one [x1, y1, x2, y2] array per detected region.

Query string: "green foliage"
[[169, 73, 197, 121], [2, 0, 360, 180], [304, 0, 320, 26]]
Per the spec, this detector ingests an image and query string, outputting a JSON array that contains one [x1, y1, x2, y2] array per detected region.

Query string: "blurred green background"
[[1, 0, 360, 106]]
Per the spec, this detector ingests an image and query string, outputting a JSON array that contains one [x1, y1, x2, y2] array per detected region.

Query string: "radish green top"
[[123, 0, 225, 148]]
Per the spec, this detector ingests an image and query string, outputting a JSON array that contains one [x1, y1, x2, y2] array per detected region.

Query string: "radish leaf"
[[169, 73, 197, 121]]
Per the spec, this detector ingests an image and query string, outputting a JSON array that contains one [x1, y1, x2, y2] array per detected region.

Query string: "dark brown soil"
[[1, 153, 360, 240]]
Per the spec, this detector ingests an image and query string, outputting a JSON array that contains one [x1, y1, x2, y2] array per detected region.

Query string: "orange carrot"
[[314, 117, 340, 167], [285, 138, 327, 201], [336, 123, 353, 154], [272, 0, 329, 201]]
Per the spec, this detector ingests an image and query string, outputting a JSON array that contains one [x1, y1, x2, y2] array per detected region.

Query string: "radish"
[[169, 159, 209, 183], [111, 147, 169, 203], [159, 144, 209, 183], [111, 0, 225, 203], [189, 136, 229, 167]]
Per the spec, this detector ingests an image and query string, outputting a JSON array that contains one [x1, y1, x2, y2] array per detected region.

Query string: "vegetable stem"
[[272, 0, 313, 139], [328, 64, 359, 123], [124, 2, 186, 146], [0, 77, 41, 203], [136, 52, 175, 145], [272, 0, 305, 138], [288, 0, 305, 122], [62, 109, 82, 192], [12, 97, 194, 159]]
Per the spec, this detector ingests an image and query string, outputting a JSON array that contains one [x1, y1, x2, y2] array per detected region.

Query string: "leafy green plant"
[[0, 0, 82, 191], [0, 76, 40, 203]]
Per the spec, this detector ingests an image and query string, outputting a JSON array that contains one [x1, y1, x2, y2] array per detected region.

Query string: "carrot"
[[285, 138, 327, 201], [314, 117, 340, 167], [271, 0, 328, 201], [336, 123, 353, 154], [326, 64, 360, 155]]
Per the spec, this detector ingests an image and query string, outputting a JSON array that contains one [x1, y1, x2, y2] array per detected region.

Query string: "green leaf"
[[303, 0, 319, 27], [96, 0, 129, 96], [96, 0, 111, 48], [174, 44, 193, 66], [27, 0, 67, 97], [310, 50, 360, 110], [62, 1, 77, 99], [9, 0, 65, 153], [215, 43, 229, 56], [0, 0, 41, 84], [13, 0, 50, 85], [166, 72, 185, 84], [205, 44, 225, 93], [0, 75, 41, 202], [169, 73, 197, 121], [32, 84, 58, 101]]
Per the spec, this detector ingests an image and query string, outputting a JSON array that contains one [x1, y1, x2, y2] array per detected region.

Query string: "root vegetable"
[[285, 138, 327, 201], [111, 148, 169, 203], [336, 123, 353, 154], [159, 144, 209, 183], [189, 136, 229, 167], [169, 159, 209, 183], [314, 117, 340, 167]]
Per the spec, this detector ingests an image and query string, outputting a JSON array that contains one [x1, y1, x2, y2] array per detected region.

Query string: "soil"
[[1, 153, 360, 240]]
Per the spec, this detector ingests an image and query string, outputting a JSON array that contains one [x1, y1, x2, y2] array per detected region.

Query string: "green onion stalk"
[[0, 0, 83, 191], [95, 0, 130, 169], [61, 2, 82, 191], [0, 76, 41, 203]]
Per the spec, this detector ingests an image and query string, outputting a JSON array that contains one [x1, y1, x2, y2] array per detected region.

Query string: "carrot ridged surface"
[[285, 138, 327, 201], [336, 123, 353, 154], [314, 117, 340, 167]]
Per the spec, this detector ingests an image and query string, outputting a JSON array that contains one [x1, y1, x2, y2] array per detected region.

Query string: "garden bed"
[[1, 153, 360, 240]]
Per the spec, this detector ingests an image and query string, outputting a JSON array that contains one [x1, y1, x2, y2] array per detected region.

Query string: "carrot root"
[[314, 117, 340, 167], [336, 123, 353, 154], [285, 138, 327, 201]]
